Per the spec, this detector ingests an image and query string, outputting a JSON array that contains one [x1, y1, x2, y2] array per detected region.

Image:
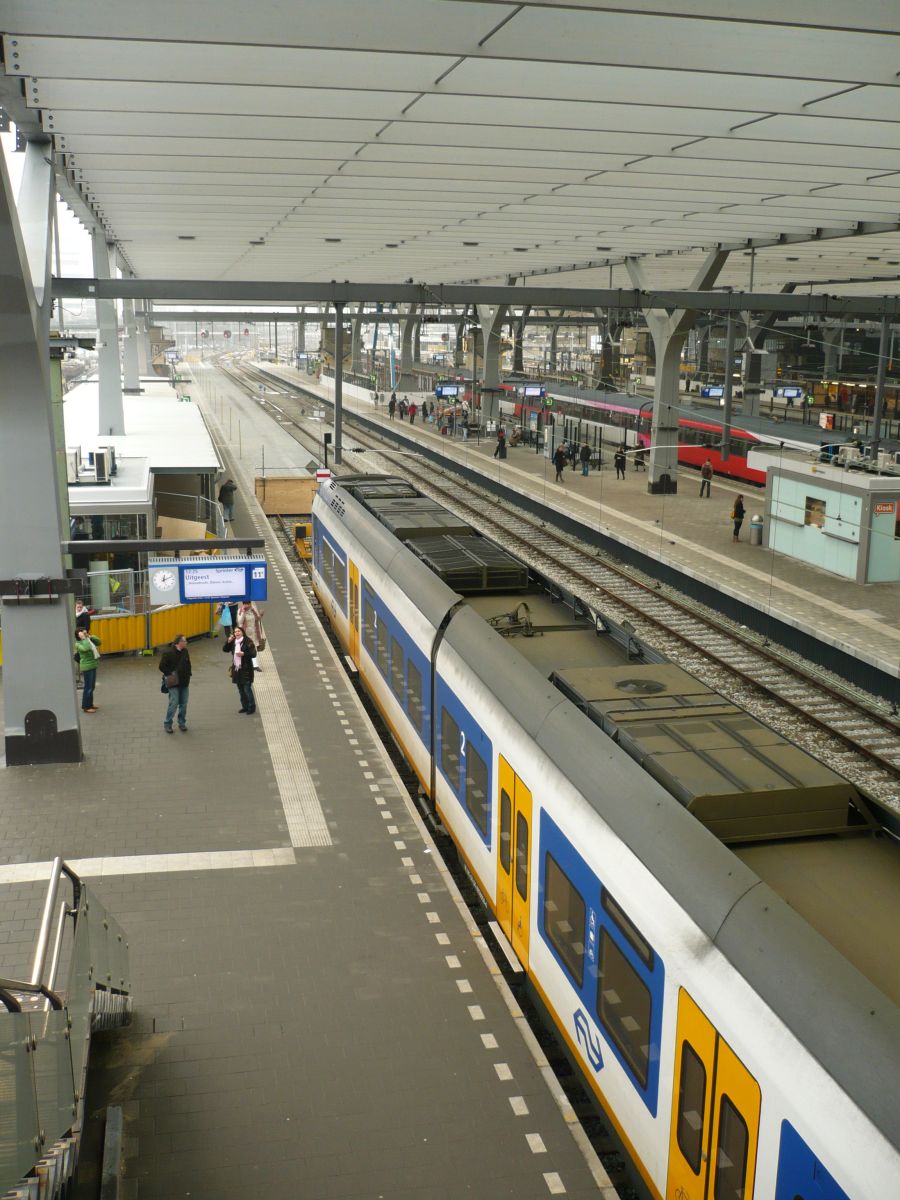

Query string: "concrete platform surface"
[[0, 398, 609, 1198]]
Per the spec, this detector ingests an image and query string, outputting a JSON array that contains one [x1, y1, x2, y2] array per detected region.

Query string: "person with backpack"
[[699, 458, 713, 498]]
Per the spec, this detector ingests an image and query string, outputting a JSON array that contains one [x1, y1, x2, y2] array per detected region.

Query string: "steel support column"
[[0, 140, 82, 765], [626, 250, 729, 494], [512, 306, 530, 373], [350, 306, 364, 376], [477, 303, 508, 420], [119, 261, 142, 394], [454, 309, 468, 367], [91, 231, 124, 435], [397, 304, 418, 390]]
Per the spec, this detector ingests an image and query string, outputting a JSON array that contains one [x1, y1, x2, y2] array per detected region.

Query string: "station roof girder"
[[2, 1, 900, 293]]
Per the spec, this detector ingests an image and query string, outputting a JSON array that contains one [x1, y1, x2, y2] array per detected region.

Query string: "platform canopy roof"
[[3, 1, 900, 296]]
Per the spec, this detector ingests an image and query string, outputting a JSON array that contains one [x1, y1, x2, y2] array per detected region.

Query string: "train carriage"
[[311, 475, 900, 1200]]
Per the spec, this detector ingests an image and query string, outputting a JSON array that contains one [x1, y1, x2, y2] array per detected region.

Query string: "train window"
[[377, 623, 389, 680], [390, 637, 404, 703], [597, 930, 652, 1089], [441, 708, 461, 793], [407, 661, 423, 733], [676, 1043, 706, 1173], [543, 853, 585, 987], [515, 812, 528, 901], [713, 1096, 749, 1200], [465, 745, 489, 837], [500, 789, 512, 872], [334, 558, 347, 612], [602, 891, 653, 968], [363, 598, 377, 658]]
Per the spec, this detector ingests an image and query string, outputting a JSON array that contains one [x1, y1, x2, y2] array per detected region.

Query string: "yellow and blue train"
[[311, 473, 899, 1200]]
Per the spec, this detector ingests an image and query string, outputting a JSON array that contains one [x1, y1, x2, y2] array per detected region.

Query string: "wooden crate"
[[254, 476, 317, 516]]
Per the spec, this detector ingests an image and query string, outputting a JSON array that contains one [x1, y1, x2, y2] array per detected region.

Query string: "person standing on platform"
[[225, 626, 257, 714], [408, 401, 418, 425], [388, 395, 396, 420], [731, 494, 746, 542], [614, 447, 627, 479], [218, 478, 237, 523], [569, 441, 579, 469], [494, 428, 507, 459], [554, 443, 567, 483], [699, 458, 713, 498], [237, 600, 265, 671], [74, 629, 101, 714], [74, 598, 92, 635], [215, 600, 238, 641], [580, 442, 591, 476], [390, 390, 397, 407], [399, 396, 409, 419], [159, 634, 192, 733]]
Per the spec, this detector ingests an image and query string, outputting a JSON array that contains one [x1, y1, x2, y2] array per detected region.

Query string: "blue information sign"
[[149, 559, 267, 605]]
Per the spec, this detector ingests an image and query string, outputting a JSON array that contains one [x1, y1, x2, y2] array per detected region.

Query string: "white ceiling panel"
[[3, 1, 898, 288], [34, 81, 416, 120], [5, 37, 455, 90], [489, 8, 900, 83]]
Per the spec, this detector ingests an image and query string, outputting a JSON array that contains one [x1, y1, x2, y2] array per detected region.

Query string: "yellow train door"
[[666, 989, 761, 1200], [496, 756, 532, 969], [348, 561, 360, 663]]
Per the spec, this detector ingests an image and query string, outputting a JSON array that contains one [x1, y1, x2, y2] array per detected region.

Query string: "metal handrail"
[[0, 858, 82, 1015], [30, 857, 80, 988]]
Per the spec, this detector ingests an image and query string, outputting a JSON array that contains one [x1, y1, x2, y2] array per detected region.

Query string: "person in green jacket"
[[74, 632, 101, 713]]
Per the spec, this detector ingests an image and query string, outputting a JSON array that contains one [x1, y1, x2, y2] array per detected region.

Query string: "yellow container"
[[150, 602, 214, 649], [90, 614, 147, 653]]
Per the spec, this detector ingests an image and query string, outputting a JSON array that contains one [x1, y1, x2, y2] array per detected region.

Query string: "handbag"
[[219, 604, 232, 627], [256, 636, 267, 652], [164, 672, 178, 688]]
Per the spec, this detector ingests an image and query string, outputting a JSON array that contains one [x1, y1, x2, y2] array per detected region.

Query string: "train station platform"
[[255, 362, 900, 694], [0, 373, 611, 1198]]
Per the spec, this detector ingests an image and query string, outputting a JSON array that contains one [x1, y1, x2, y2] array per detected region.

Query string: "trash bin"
[[750, 515, 763, 546]]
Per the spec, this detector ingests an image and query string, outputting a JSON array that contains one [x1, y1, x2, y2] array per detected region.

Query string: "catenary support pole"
[[720, 314, 736, 461], [869, 315, 891, 461], [334, 302, 344, 467]]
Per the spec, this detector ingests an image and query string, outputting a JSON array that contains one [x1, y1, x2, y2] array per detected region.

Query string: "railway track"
[[218, 357, 900, 816]]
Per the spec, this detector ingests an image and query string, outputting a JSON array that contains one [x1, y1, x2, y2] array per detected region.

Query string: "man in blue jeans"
[[159, 634, 192, 733]]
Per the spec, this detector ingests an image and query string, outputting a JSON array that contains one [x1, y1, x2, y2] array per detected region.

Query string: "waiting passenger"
[[554, 444, 567, 483], [580, 442, 591, 476], [494, 428, 507, 459], [388, 396, 396, 419], [159, 634, 191, 733], [731, 494, 746, 542], [225, 627, 257, 715], [614, 448, 627, 479], [218, 478, 237, 522], [237, 600, 266, 672], [408, 401, 418, 425], [74, 629, 101, 714], [699, 458, 713, 498]]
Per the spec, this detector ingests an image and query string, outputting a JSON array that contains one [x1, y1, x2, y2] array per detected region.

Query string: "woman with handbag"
[[159, 634, 192, 733], [224, 627, 257, 714], [237, 600, 266, 670]]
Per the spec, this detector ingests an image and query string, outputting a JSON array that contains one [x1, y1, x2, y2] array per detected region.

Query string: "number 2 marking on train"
[[459, 730, 466, 758]]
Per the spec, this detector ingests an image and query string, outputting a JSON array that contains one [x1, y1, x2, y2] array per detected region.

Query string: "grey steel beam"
[[0, 139, 82, 765], [52, 279, 900, 318]]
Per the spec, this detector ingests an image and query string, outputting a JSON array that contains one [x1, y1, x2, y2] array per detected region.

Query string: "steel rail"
[[218, 358, 900, 808]]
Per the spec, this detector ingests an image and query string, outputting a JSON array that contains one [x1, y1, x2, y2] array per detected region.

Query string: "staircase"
[[0, 857, 131, 1199]]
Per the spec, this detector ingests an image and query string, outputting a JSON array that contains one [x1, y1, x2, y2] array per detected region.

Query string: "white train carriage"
[[311, 475, 900, 1200]]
